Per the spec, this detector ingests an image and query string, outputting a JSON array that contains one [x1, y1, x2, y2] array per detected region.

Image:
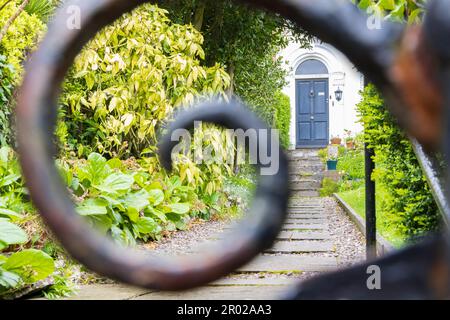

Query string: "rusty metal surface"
[[14, 0, 450, 298]]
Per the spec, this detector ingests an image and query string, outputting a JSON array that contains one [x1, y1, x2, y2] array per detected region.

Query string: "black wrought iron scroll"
[[14, 0, 450, 299]]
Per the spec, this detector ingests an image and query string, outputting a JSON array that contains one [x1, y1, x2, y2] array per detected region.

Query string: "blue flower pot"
[[327, 160, 338, 171]]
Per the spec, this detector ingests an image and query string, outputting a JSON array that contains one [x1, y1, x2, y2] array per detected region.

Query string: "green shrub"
[[59, 4, 234, 199], [0, 2, 45, 76], [320, 178, 339, 197], [0, 2, 46, 146], [357, 84, 440, 241], [337, 148, 365, 180], [25, 0, 56, 22], [60, 4, 230, 158], [0, 55, 14, 146], [273, 91, 291, 149]]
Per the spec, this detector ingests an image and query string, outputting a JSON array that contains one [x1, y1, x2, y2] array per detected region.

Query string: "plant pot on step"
[[327, 160, 338, 171], [330, 137, 342, 145], [346, 140, 355, 149]]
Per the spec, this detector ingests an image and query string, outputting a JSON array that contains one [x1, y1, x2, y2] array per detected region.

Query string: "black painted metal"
[[365, 143, 377, 260]]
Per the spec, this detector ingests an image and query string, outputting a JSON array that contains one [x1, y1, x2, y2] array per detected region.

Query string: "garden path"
[[68, 195, 365, 300]]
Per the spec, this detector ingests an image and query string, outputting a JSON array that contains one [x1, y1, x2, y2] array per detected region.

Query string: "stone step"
[[287, 214, 326, 219], [289, 190, 320, 197], [133, 286, 287, 300], [212, 278, 294, 286], [287, 204, 324, 208], [289, 160, 324, 166], [288, 155, 322, 159], [285, 218, 327, 224], [281, 224, 327, 231], [288, 174, 322, 181], [289, 181, 322, 190], [267, 241, 333, 253], [289, 165, 325, 173], [238, 255, 337, 273], [288, 149, 321, 158], [276, 231, 331, 240], [288, 209, 325, 213]]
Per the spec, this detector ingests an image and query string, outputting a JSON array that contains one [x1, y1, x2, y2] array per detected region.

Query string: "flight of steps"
[[288, 149, 325, 197]]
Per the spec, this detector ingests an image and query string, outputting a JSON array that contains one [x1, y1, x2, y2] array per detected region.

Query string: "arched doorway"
[[295, 59, 329, 148]]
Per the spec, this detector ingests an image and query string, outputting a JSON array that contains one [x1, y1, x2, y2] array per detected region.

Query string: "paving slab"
[[276, 231, 331, 240], [267, 241, 333, 253], [238, 255, 337, 272], [286, 214, 327, 219], [281, 224, 327, 230], [285, 218, 327, 224], [67, 284, 151, 300], [288, 210, 324, 214], [132, 286, 287, 300], [212, 278, 294, 286]]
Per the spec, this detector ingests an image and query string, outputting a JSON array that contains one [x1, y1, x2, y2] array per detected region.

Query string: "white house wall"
[[280, 40, 364, 149]]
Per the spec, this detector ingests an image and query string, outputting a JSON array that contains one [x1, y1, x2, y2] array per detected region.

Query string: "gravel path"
[[324, 197, 365, 267], [141, 218, 229, 256]]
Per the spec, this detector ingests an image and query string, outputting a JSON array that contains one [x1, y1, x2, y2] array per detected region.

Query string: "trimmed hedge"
[[357, 84, 441, 241]]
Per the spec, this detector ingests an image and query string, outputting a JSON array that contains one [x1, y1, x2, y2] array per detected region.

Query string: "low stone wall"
[[333, 193, 395, 255]]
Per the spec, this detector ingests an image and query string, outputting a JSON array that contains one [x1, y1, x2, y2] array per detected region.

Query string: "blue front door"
[[296, 79, 329, 147]]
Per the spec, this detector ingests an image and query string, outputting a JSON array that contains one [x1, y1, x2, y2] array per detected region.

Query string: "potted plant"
[[330, 136, 342, 145], [345, 137, 355, 149], [326, 155, 338, 171], [326, 145, 339, 171], [344, 129, 354, 149]]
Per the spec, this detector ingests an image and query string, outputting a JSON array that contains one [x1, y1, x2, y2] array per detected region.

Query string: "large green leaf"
[[89, 215, 113, 234], [122, 189, 149, 212], [136, 217, 160, 234], [76, 198, 108, 216], [3, 249, 54, 283], [0, 208, 23, 221], [94, 173, 134, 194], [0, 267, 21, 290], [0, 220, 28, 248], [0, 173, 21, 188], [147, 188, 164, 206], [167, 203, 190, 215], [77, 153, 110, 185]]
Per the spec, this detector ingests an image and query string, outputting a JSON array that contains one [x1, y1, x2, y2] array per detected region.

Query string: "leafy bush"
[[357, 84, 440, 241], [24, 0, 56, 22], [55, 152, 240, 246], [273, 91, 290, 149], [60, 4, 230, 158], [319, 178, 339, 197], [0, 146, 56, 298], [0, 2, 46, 146], [0, 2, 45, 76], [337, 148, 365, 180], [0, 55, 14, 146]]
